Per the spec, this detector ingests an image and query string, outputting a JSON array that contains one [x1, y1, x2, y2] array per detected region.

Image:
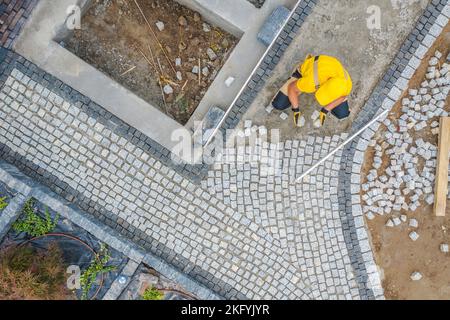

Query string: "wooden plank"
[[434, 117, 450, 217]]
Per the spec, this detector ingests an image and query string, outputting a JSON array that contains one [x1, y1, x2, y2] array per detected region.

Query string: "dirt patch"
[[65, 0, 238, 125], [361, 25, 450, 300]]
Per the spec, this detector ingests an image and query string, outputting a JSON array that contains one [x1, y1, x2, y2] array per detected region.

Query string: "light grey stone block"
[[257, 6, 291, 47], [409, 218, 418, 228], [409, 231, 419, 241], [410, 271, 422, 281]]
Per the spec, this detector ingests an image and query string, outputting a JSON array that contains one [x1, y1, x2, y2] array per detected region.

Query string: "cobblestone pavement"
[[0, 68, 306, 299], [202, 134, 371, 299]]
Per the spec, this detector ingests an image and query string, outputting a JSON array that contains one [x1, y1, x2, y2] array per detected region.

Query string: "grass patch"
[[13, 198, 59, 237]]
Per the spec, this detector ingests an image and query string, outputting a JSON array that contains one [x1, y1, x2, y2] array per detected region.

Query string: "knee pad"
[[331, 101, 350, 119], [272, 94, 291, 110]]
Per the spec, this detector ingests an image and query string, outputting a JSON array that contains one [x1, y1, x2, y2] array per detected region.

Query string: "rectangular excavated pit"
[[62, 0, 239, 125], [14, 0, 294, 151]]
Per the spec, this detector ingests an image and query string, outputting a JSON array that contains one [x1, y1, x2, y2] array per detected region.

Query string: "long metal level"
[[295, 109, 389, 183]]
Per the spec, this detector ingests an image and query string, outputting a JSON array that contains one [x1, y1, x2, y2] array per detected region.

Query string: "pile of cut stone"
[[362, 50, 450, 224]]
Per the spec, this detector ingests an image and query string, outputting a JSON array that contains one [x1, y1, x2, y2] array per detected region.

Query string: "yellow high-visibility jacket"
[[296, 55, 352, 107]]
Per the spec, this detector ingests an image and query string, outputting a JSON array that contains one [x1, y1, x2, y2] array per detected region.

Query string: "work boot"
[[319, 108, 328, 126]]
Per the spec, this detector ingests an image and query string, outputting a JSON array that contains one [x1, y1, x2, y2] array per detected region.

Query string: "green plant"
[[80, 244, 116, 300], [0, 197, 7, 211], [177, 96, 189, 112], [142, 286, 164, 300], [0, 243, 72, 300], [13, 198, 59, 237]]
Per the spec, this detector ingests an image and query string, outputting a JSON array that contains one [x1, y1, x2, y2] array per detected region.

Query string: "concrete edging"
[[0, 193, 29, 242], [0, 160, 222, 300]]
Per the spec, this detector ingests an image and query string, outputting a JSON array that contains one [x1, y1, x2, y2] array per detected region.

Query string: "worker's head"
[[331, 100, 350, 119]]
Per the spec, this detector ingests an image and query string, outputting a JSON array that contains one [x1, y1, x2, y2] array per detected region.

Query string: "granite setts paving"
[[0, 67, 372, 299], [203, 134, 368, 299], [0, 0, 448, 300]]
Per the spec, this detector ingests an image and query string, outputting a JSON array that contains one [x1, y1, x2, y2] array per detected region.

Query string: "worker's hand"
[[319, 108, 328, 126], [292, 109, 302, 127]]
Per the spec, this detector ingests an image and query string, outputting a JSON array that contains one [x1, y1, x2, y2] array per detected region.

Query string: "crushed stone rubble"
[[362, 50, 450, 229]]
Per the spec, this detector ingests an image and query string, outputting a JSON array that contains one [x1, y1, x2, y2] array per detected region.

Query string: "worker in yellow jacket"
[[273, 55, 352, 126]]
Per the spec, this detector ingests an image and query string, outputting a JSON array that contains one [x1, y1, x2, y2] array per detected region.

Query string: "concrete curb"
[[0, 193, 29, 243], [102, 260, 140, 301]]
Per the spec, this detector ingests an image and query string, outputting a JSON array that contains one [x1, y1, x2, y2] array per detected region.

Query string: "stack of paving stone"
[[362, 50, 450, 223]]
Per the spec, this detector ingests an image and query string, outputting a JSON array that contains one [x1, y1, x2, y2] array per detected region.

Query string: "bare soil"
[[65, 0, 238, 125], [361, 24, 450, 300]]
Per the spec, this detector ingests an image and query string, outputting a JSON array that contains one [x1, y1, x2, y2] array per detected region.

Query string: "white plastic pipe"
[[294, 109, 389, 183]]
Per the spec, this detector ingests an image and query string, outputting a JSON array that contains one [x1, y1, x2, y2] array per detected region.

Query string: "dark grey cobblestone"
[[0, 0, 38, 49]]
